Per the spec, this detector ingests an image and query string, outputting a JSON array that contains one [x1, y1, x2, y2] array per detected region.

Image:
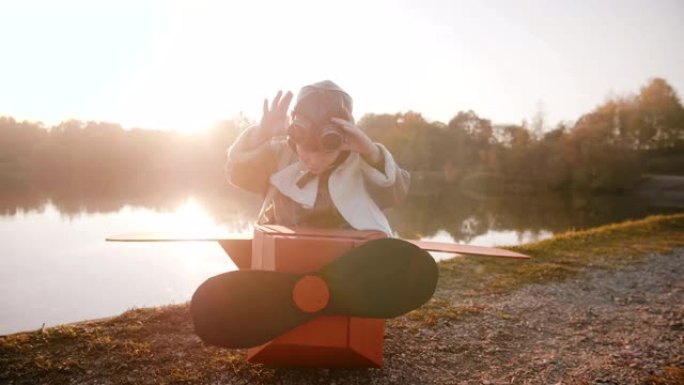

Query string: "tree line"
[[360, 77, 684, 192], [1, 78, 682, 194], [0, 117, 245, 190]]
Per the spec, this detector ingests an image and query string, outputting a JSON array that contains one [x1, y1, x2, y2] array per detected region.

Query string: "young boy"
[[225, 80, 410, 236]]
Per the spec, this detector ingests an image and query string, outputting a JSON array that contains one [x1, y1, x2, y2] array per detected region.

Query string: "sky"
[[1, 0, 683, 133]]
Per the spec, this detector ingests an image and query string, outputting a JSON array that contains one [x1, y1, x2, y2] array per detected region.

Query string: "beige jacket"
[[225, 127, 410, 236]]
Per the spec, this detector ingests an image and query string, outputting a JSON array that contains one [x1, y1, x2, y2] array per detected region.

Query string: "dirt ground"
[[375, 249, 684, 385]]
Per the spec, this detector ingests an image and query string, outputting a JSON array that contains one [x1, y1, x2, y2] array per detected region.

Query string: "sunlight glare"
[[167, 196, 251, 238], [106, 0, 421, 134], [113, 196, 253, 273], [165, 196, 252, 273]]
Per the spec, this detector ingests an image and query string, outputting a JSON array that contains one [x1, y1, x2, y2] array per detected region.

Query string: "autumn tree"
[[635, 78, 684, 149]]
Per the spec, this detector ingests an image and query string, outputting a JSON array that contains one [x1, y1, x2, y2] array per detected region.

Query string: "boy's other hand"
[[332, 118, 382, 165]]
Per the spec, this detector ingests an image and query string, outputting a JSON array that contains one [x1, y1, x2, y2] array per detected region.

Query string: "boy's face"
[[296, 144, 341, 175]]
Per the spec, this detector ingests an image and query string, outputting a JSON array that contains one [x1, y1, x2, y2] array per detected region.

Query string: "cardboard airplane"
[[107, 225, 529, 367]]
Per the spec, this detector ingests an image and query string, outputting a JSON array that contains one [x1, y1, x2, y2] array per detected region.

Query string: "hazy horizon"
[[2, 0, 683, 133]]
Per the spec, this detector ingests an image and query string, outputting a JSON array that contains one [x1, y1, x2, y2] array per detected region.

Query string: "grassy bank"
[[440, 212, 684, 295], [407, 212, 684, 325], [1, 213, 683, 384]]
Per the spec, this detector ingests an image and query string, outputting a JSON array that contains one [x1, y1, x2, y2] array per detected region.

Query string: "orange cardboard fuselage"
[[246, 225, 386, 367]]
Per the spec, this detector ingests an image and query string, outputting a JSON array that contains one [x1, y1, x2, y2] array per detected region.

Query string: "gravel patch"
[[380, 248, 684, 384]]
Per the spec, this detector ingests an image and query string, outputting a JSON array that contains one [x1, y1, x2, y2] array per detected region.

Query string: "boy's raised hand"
[[258, 90, 293, 140], [331, 117, 382, 165]]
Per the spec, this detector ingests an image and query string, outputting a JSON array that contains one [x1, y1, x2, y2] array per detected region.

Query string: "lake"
[[0, 183, 677, 335]]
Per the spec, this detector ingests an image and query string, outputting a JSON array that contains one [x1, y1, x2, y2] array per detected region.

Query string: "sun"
[[105, 1, 382, 135]]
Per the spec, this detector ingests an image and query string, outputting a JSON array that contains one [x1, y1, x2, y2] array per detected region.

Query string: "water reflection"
[[1, 183, 674, 242], [0, 182, 261, 225], [387, 185, 674, 244], [0, 198, 254, 335]]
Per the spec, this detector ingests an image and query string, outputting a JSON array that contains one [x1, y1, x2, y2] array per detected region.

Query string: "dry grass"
[[436, 212, 684, 296]]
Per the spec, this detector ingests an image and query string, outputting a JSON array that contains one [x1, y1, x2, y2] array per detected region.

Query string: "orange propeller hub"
[[292, 275, 330, 313]]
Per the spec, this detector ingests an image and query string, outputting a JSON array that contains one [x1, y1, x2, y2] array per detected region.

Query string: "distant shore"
[[634, 174, 684, 208]]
